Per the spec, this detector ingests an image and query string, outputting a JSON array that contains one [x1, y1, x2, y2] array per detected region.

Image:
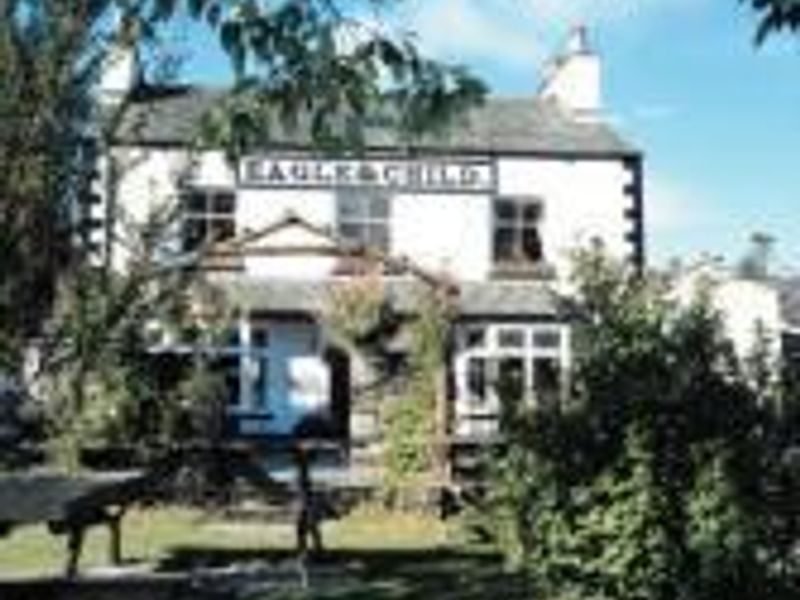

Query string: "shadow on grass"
[[157, 546, 535, 599]]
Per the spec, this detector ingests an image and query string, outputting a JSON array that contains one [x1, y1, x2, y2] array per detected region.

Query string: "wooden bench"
[[0, 471, 152, 577]]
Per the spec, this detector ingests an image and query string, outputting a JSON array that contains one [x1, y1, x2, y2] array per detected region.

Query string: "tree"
[[0, 0, 485, 367], [0, 0, 97, 369], [322, 271, 454, 507], [33, 206, 222, 471], [168, 0, 487, 154], [745, 0, 800, 44], [1, 0, 485, 466], [481, 248, 800, 599]]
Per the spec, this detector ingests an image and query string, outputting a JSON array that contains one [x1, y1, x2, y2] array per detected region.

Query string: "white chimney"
[[98, 40, 138, 106], [98, 10, 140, 107], [539, 26, 602, 121]]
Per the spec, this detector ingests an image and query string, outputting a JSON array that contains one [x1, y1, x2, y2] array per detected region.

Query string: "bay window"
[[455, 323, 569, 436]]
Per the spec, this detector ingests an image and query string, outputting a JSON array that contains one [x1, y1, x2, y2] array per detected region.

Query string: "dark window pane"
[[368, 195, 390, 219], [532, 329, 561, 349], [465, 328, 486, 349], [532, 357, 561, 408], [212, 193, 235, 214], [225, 328, 241, 347], [210, 219, 235, 242], [213, 355, 240, 406], [339, 223, 364, 244], [252, 358, 269, 409], [184, 192, 207, 213], [497, 357, 525, 402], [494, 226, 516, 261], [367, 224, 389, 250], [522, 203, 542, 224], [183, 219, 206, 251], [467, 358, 487, 403], [339, 191, 391, 252], [498, 328, 525, 348], [522, 227, 542, 262], [494, 200, 517, 222], [338, 194, 364, 219], [252, 327, 270, 348]]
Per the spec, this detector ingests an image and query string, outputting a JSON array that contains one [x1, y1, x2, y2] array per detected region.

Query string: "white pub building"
[[95, 29, 644, 465]]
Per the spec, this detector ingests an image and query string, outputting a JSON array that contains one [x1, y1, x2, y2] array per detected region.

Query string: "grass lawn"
[[0, 505, 531, 599]]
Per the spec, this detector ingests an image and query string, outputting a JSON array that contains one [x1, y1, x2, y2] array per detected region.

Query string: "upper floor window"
[[493, 197, 543, 264], [337, 189, 391, 252], [181, 189, 236, 251]]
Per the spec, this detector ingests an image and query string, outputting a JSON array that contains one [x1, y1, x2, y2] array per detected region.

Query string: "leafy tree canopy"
[[0, 0, 485, 368], [745, 0, 800, 44], [480, 249, 800, 600]]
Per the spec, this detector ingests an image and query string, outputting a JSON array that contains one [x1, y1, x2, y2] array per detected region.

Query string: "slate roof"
[[458, 281, 563, 317], [210, 276, 561, 319], [114, 86, 638, 157]]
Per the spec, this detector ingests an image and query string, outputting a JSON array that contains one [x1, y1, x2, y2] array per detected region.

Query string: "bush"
[[481, 250, 800, 599]]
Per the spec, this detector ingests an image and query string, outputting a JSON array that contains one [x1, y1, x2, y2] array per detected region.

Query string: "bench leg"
[[108, 513, 123, 566], [65, 527, 85, 579]]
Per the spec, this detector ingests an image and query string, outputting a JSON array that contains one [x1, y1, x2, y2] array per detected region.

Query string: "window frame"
[[180, 188, 236, 252], [491, 196, 544, 265], [336, 188, 392, 252], [455, 322, 569, 420]]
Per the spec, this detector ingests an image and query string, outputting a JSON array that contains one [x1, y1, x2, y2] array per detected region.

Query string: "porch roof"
[[209, 276, 562, 319]]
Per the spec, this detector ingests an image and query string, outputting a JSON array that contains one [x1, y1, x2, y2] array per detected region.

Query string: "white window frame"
[[180, 187, 236, 251], [491, 196, 545, 265], [336, 188, 392, 251], [230, 318, 274, 416], [454, 322, 570, 435]]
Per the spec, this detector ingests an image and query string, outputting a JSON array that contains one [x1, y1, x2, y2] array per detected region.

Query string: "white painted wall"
[[107, 147, 236, 269], [110, 150, 634, 282], [673, 266, 783, 367], [237, 188, 334, 234], [496, 157, 631, 282], [715, 280, 782, 363], [393, 192, 491, 280]]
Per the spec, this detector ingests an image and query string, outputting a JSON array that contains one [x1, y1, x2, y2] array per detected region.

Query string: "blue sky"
[[176, 0, 799, 271]]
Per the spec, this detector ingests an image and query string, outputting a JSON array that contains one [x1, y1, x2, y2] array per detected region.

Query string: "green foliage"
[[323, 271, 391, 348], [381, 382, 436, 492], [1, 0, 484, 473], [686, 444, 756, 599], [31, 200, 231, 471], [0, 1, 99, 368], [380, 290, 451, 501], [166, 354, 229, 444], [323, 275, 452, 501], [0, 0, 195, 369], [482, 248, 800, 600], [178, 1, 487, 157], [0, 0, 485, 369], [527, 426, 676, 600], [744, 0, 800, 44]]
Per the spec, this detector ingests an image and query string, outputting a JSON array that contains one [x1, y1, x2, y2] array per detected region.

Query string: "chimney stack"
[[97, 13, 140, 107], [539, 26, 602, 121]]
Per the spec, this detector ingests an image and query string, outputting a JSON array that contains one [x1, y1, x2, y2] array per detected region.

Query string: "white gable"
[[236, 217, 342, 280]]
